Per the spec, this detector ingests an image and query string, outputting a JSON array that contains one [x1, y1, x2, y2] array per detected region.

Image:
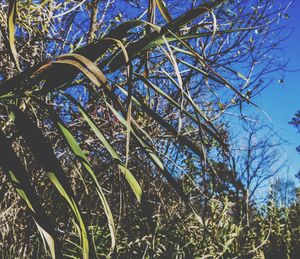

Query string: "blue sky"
[[256, 0, 300, 180]]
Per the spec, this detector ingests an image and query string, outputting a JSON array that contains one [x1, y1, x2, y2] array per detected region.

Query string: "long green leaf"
[[7, 0, 20, 70], [64, 94, 142, 202], [155, 0, 172, 22]]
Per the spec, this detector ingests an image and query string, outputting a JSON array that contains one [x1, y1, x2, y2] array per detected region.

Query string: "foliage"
[[0, 0, 297, 258]]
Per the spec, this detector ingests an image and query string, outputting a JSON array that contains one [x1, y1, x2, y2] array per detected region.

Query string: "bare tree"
[[230, 119, 287, 200]]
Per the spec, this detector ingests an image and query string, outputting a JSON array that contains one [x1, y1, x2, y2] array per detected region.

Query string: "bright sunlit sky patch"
[[255, 0, 300, 180]]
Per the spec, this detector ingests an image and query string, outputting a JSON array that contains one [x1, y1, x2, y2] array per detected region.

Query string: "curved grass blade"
[[33, 53, 108, 94], [0, 129, 61, 258], [155, 0, 172, 22], [63, 93, 142, 202], [7, 0, 20, 70], [11, 106, 91, 259]]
